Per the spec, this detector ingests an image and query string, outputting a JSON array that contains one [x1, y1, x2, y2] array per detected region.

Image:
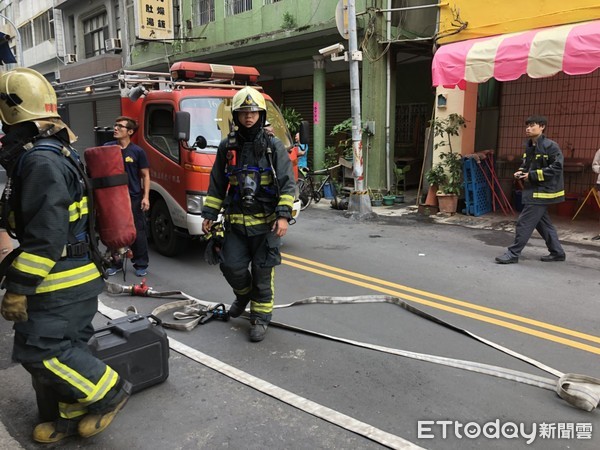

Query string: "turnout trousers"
[[12, 297, 122, 421], [507, 203, 565, 257], [219, 229, 281, 320]]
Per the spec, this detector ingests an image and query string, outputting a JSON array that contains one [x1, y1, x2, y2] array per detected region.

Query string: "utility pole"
[[346, 0, 372, 215]]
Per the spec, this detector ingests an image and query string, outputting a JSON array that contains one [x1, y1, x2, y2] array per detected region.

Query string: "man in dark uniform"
[[495, 115, 566, 264], [201, 86, 295, 342], [0, 68, 130, 443]]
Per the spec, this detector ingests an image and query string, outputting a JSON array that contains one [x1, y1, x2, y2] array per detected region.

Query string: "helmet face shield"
[[0, 68, 60, 126]]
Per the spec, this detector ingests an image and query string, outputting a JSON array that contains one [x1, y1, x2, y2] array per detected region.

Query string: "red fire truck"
[[54, 62, 302, 256]]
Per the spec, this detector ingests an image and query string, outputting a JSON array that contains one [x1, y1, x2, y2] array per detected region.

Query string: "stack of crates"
[[462, 157, 493, 216]]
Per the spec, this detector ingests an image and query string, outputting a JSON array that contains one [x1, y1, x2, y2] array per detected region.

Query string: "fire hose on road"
[[102, 281, 600, 447]]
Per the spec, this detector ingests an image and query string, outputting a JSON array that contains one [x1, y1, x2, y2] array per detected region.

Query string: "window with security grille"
[[225, 0, 252, 16], [114, 1, 121, 40], [33, 10, 54, 42], [395, 103, 429, 151], [19, 22, 33, 50], [195, 0, 215, 25], [83, 12, 108, 58]]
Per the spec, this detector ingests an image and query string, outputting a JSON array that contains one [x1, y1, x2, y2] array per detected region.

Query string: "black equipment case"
[[88, 313, 169, 394]]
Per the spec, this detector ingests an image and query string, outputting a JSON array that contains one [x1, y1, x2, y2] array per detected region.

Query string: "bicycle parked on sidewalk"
[[297, 163, 342, 210]]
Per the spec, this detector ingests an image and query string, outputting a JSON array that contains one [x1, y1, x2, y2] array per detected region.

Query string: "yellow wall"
[[438, 0, 600, 44]]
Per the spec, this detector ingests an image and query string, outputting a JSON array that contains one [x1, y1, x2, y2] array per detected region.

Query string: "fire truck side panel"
[[54, 63, 300, 257]]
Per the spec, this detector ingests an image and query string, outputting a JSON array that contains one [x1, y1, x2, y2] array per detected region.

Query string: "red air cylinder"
[[84, 145, 136, 250]]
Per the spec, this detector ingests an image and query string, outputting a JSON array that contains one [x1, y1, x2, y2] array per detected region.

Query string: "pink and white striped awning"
[[432, 20, 600, 88]]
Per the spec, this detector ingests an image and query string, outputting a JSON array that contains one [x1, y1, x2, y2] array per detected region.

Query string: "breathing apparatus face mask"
[[231, 166, 261, 208]]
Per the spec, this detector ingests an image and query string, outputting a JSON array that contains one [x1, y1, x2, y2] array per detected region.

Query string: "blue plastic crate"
[[462, 157, 493, 216], [464, 183, 493, 216], [462, 157, 488, 184]]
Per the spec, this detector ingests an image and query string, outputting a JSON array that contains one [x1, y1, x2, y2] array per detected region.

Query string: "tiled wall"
[[497, 70, 600, 196]]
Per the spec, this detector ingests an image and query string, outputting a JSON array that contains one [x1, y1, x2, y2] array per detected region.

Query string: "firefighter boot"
[[249, 313, 271, 342], [78, 379, 132, 438], [33, 418, 80, 443], [228, 297, 250, 318]]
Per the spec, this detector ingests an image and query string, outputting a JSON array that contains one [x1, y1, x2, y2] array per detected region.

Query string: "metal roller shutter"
[[281, 90, 312, 130], [325, 89, 351, 141], [68, 103, 95, 154], [283, 88, 351, 147], [95, 97, 121, 128]]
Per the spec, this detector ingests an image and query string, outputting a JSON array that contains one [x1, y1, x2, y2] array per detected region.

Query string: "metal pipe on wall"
[[385, 0, 392, 192]]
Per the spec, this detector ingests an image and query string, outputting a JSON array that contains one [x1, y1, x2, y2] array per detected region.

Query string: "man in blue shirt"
[[104, 116, 151, 277]]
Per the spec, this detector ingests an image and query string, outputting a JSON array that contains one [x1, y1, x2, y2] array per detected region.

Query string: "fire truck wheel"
[[150, 199, 185, 257]]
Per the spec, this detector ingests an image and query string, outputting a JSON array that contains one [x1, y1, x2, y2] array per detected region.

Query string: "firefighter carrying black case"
[[88, 313, 169, 394]]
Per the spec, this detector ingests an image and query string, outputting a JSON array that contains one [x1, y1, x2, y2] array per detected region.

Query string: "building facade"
[[51, 0, 439, 193], [433, 0, 600, 202], [0, 1, 439, 194], [0, 0, 59, 79]]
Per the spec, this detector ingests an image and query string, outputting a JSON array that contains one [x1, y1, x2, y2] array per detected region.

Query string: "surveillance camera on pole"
[[318, 43, 345, 57], [318, 43, 347, 61]]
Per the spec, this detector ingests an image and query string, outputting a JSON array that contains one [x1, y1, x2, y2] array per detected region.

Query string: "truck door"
[[143, 105, 186, 214]]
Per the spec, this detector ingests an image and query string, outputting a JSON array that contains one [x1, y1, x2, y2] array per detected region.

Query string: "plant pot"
[[418, 204, 439, 215], [371, 199, 383, 207], [425, 184, 439, 206], [437, 193, 459, 214], [394, 194, 404, 203], [382, 195, 395, 206]]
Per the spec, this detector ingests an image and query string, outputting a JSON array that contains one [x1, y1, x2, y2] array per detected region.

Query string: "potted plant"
[[424, 163, 446, 206], [281, 106, 303, 135], [429, 113, 466, 213], [369, 188, 384, 206]]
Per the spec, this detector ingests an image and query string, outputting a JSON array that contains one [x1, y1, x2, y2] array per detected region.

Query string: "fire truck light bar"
[[170, 62, 260, 83]]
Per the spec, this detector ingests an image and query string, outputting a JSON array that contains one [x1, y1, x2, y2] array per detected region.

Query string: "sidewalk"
[[317, 188, 600, 246]]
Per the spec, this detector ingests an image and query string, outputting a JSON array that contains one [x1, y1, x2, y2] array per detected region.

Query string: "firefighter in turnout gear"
[[202, 86, 296, 342], [495, 115, 566, 264], [0, 68, 130, 443]]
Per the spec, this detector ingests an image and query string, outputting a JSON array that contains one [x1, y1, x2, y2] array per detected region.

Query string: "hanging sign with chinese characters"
[[135, 0, 174, 40]]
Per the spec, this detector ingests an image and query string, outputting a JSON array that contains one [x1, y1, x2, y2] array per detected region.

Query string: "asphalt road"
[[1, 202, 599, 449]]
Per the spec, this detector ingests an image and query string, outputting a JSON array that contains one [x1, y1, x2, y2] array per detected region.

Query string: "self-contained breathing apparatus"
[[0, 131, 110, 279], [224, 128, 281, 210]]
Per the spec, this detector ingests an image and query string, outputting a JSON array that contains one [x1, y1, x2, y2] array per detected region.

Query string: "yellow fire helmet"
[[0, 68, 60, 126], [232, 86, 266, 113]]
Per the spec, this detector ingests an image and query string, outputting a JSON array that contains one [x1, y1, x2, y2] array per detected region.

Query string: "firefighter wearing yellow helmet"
[[0, 68, 130, 443], [202, 86, 296, 342]]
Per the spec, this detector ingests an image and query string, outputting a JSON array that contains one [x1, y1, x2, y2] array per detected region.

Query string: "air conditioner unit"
[[105, 38, 122, 53], [65, 54, 77, 64]]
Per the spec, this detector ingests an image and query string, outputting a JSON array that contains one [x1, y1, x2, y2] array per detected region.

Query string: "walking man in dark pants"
[[495, 115, 566, 264]]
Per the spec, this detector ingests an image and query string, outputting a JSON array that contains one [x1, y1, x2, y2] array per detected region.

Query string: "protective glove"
[[203, 223, 225, 265], [204, 235, 224, 265], [1, 292, 28, 322]]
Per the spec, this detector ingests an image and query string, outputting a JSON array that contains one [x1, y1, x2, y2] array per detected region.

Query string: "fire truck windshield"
[[180, 97, 292, 150]]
